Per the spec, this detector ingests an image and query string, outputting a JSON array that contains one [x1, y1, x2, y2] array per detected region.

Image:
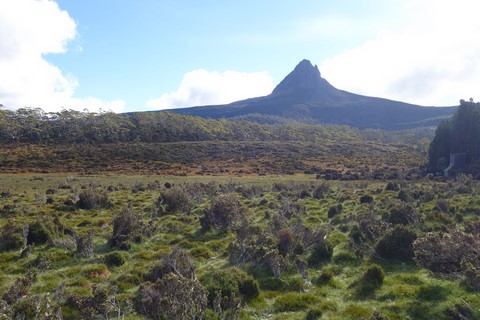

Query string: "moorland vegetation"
[[0, 101, 479, 319]]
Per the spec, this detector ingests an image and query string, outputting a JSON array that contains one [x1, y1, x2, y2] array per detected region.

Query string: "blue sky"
[[1, 0, 479, 112]]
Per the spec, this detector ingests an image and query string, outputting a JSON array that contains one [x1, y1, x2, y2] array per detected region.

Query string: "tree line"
[[429, 99, 480, 172], [0, 107, 364, 144]]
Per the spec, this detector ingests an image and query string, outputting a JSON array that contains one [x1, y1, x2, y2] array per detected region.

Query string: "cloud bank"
[[320, 0, 480, 106], [0, 0, 125, 112], [147, 69, 274, 110]]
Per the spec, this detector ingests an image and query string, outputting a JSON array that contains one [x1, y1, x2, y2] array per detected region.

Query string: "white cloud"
[[147, 69, 274, 110], [320, 0, 480, 106], [0, 0, 125, 112]]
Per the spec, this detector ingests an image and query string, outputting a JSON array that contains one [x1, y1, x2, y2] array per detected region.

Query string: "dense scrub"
[[429, 99, 480, 175], [0, 174, 479, 319]]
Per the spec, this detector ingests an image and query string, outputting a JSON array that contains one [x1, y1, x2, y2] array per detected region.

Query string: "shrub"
[[332, 250, 357, 264], [280, 198, 305, 219], [314, 267, 335, 285], [157, 187, 192, 214], [77, 189, 112, 210], [312, 183, 329, 199], [27, 217, 64, 245], [2, 271, 37, 305], [105, 251, 127, 267], [413, 228, 480, 274], [327, 204, 342, 218], [277, 229, 294, 257], [74, 230, 94, 258], [305, 307, 323, 320], [351, 264, 385, 297], [386, 202, 418, 225], [397, 190, 411, 202], [363, 264, 385, 287], [136, 274, 206, 320], [385, 182, 399, 191], [360, 194, 374, 204], [369, 311, 389, 320], [202, 193, 247, 232], [144, 248, 197, 283], [308, 240, 333, 266], [375, 225, 417, 261], [0, 221, 28, 251], [108, 206, 150, 250], [201, 267, 260, 309]]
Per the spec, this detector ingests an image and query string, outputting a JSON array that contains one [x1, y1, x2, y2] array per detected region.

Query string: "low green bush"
[[375, 225, 417, 261], [201, 267, 260, 307], [305, 307, 323, 320], [105, 251, 127, 267], [308, 241, 333, 266], [363, 264, 385, 287], [27, 218, 64, 245], [332, 250, 357, 264], [314, 267, 335, 285], [0, 221, 27, 251], [77, 189, 112, 210]]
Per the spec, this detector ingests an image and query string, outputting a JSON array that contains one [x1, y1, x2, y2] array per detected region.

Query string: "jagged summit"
[[167, 59, 456, 129], [271, 59, 335, 96]]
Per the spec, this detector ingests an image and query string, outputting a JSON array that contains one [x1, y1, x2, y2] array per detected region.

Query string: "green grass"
[[1, 174, 480, 319]]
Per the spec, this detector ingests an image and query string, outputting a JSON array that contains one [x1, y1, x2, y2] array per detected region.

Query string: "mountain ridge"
[[166, 59, 456, 129]]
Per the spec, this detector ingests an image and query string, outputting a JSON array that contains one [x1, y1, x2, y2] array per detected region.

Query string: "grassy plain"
[[1, 172, 480, 319]]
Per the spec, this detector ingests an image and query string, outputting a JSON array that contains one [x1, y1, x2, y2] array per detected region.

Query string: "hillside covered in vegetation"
[[1, 174, 480, 319]]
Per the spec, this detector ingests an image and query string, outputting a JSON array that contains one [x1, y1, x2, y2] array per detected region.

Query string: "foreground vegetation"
[[1, 174, 480, 319]]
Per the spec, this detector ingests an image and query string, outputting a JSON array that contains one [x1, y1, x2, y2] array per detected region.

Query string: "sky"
[[1, 0, 480, 113]]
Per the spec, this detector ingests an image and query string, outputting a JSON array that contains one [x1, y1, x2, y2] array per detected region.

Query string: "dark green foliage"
[[397, 189, 411, 202], [363, 264, 385, 286], [416, 284, 450, 301], [305, 307, 323, 320], [369, 311, 389, 320], [375, 225, 417, 261], [0, 221, 28, 251], [105, 251, 127, 267], [351, 264, 385, 298], [386, 202, 418, 225], [461, 260, 480, 292], [308, 240, 334, 265], [429, 100, 480, 172], [108, 206, 150, 250], [444, 303, 475, 320], [314, 267, 335, 285], [27, 217, 64, 245], [313, 183, 329, 199], [201, 267, 260, 308], [360, 194, 374, 204], [77, 189, 112, 210], [157, 187, 193, 214], [327, 204, 342, 218], [385, 182, 399, 191], [429, 120, 452, 170]]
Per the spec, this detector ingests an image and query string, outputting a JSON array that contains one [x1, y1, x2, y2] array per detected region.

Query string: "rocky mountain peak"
[[271, 59, 331, 96]]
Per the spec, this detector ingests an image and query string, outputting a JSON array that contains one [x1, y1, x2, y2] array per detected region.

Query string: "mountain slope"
[[168, 59, 456, 129]]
